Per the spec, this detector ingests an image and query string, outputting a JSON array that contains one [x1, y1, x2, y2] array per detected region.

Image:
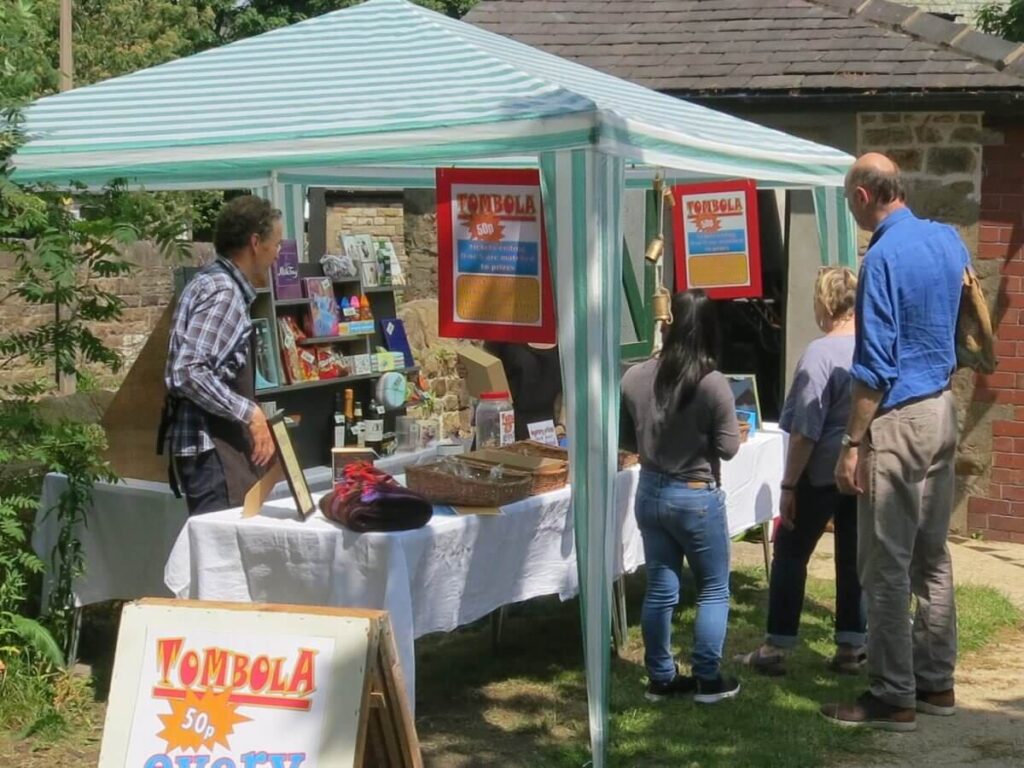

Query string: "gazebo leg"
[[761, 520, 772, 580], [611, 577, 628, 656]]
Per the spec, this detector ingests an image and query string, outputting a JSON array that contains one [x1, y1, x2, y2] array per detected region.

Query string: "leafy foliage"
[[977, 0, 1024, 42]]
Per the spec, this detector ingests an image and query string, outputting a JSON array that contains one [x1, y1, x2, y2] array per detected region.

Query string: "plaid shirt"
[[165, 257, 258, 456]]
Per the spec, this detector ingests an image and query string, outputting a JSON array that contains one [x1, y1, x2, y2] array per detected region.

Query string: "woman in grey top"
[[621, 290, 740, 704], [736, 267, 866, 675]]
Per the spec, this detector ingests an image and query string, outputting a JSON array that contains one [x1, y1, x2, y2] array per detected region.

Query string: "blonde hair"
[[815, 266, 857, 321]]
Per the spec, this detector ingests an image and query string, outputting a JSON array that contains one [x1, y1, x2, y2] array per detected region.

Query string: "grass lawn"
[[0, 568, 1019, 767], [414, 567, 1021, 768]]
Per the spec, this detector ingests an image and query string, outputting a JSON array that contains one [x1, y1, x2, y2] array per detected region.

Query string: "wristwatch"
[[841, 433, 861, 449]]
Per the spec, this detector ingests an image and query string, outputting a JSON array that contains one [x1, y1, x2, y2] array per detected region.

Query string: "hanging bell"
[[652, 284, 673, 324], [644, 234, 665, 263], [662, 186, 676, 208]]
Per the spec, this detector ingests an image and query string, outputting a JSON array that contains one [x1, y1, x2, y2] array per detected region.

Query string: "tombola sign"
[[671, 179, 763, 300], [436, 168, 556, 344], [98, 601, 401, 768]]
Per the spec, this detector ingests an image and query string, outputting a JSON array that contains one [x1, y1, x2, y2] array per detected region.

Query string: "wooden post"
[[56, 0, 76, 394]]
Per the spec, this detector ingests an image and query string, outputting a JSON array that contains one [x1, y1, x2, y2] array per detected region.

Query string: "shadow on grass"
[[415, 567, 876, 768]]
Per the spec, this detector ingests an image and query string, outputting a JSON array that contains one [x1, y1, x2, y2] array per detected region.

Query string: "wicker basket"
[[405, 458, 533, 507], [505, 440, 640, 471], [463, 448, 568, 495]]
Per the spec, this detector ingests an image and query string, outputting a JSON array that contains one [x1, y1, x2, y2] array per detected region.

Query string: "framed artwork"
[[267, 412, 316, 520], [725, 373, 762, 429]]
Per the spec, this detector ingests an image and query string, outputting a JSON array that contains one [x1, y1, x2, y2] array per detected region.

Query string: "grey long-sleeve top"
[[620, 359, 740, 484]]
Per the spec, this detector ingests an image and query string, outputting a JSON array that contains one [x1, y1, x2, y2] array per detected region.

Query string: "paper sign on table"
[[527, 420, 558, 446]]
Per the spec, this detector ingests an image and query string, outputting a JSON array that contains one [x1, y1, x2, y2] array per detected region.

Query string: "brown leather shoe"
[[820, 691, 917, 732], [916, 688, 955, 716]]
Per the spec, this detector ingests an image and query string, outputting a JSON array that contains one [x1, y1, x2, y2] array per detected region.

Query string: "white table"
[[31, 446, 439, 608], [163, 428, 786, 706]]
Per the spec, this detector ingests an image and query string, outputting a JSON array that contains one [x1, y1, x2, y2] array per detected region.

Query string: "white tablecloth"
[[163, 428, 785, 705], [31, 447, 438, 607]]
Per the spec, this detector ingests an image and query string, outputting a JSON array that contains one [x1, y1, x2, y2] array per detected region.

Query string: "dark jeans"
[[636, 470, 731, 682], [766, 477, 866, 648], [173, 450, 230, 516]]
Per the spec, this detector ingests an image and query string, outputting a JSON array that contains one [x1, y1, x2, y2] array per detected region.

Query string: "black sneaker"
[[694, 675, 741, 704], [644, 673, 696, 702]]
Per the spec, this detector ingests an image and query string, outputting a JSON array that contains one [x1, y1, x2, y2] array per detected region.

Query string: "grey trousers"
[[858, 389, 958, 709]]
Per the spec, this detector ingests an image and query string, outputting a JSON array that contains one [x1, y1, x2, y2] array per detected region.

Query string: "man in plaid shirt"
[[162, 196, 280, 514]]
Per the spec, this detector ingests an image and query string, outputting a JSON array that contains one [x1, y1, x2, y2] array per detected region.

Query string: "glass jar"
[[475, 392, 514, 449]]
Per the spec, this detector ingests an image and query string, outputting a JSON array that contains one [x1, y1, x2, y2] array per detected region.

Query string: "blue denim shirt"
[[851, 208, 968, 411]]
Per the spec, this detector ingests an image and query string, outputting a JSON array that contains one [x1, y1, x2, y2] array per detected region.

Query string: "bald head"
[[844, 152, 907, 232], [846, 153, 905, 206]]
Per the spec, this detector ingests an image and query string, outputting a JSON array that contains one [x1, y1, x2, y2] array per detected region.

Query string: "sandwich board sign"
[[98, 599, 420, 768]]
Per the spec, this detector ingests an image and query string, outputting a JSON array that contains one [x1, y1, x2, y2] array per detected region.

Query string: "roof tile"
[[463, 0, 1024, 93]]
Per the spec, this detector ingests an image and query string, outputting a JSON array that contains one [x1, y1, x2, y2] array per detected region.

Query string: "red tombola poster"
[[436, 168, 556, 343], [672, 179, 763, 300]]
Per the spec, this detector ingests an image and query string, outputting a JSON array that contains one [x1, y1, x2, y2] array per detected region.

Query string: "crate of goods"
[[462, 448, 568, 496], [503, 440, 639, 471], [405, 457, 532, 508]]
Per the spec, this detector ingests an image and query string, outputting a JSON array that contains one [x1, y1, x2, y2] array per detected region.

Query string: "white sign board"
[[99, 600, 417, 768]]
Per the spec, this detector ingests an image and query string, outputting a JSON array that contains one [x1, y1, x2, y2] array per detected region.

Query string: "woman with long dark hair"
[[621, 290, 740, 704]]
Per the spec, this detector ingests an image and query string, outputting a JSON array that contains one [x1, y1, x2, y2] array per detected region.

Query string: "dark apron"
[[158, 261, 267, 507]]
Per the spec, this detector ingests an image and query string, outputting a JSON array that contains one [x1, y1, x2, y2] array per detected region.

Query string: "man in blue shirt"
[[822, 154, 967, 731]]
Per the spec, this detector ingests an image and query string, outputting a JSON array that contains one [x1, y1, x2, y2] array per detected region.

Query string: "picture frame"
[[724, 373, 762, 429], [267, 411, 316, 520]]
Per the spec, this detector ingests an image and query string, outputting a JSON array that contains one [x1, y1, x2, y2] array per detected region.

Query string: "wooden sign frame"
[[267, 412, 316, 520], [98, 599, 421, 768]]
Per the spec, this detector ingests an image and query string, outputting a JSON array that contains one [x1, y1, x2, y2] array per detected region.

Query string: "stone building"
[[465, 0, 1024, 540]]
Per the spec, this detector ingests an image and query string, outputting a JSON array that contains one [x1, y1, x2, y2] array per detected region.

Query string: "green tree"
[[978, 0, 1024, 42]]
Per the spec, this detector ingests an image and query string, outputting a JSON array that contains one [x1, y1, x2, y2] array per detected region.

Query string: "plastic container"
[[475, 392, 514, 449]]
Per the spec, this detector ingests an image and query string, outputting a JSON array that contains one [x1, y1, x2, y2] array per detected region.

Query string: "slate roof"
[[463, 0, 1024, 96]]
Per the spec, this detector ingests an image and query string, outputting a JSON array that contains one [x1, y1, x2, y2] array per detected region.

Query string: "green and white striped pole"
[[540, 148, 625, 768]]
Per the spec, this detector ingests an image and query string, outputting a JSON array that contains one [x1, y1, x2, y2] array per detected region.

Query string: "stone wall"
[[0, 242, 210, 389], [966, 117, 1024, 542], [857, 111, 987, 531], [402, 190, 439, 302]]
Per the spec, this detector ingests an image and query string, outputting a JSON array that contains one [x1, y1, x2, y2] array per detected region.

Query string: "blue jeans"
[[636, 470, 731, 682]]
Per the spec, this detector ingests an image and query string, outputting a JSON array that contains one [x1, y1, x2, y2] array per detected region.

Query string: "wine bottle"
[[343, 388, 356, 446], [332, 392, 346, 449], [353, 400, 365, 448], [364, 398, 385, 452]]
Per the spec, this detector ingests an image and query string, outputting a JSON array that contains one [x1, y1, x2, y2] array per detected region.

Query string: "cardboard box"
[[457, 346, 511, 399]]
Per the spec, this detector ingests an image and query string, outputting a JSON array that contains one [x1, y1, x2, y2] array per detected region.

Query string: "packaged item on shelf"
[[376, 238, 405, 287], [380, 318, 414, 368], [302, 277, 339, 338], [252, 317, 282, 389], [353, 354, 372, 376], [277, 316, 317, 383], [320, 252, 357, 281], [315, 346, 347, 379], [375, 239, 393, 287], [273, 240, 302, 299]]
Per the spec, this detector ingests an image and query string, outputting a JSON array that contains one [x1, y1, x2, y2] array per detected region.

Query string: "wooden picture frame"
[[268, 412, 316, 519]]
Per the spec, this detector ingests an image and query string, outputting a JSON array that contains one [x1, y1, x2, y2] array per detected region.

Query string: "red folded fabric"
[[319, 462, 432, 532]]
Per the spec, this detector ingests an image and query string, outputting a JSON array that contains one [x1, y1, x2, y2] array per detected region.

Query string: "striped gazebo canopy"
[[11, 2, 857, 765]]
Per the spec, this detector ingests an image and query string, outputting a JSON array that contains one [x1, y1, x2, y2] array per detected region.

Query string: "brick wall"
[[0, 242, 210, 389], [967, 117, 1024, 542]]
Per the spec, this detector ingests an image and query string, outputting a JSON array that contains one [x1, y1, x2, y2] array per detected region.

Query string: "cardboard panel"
[[100, 303, 174, 483]]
